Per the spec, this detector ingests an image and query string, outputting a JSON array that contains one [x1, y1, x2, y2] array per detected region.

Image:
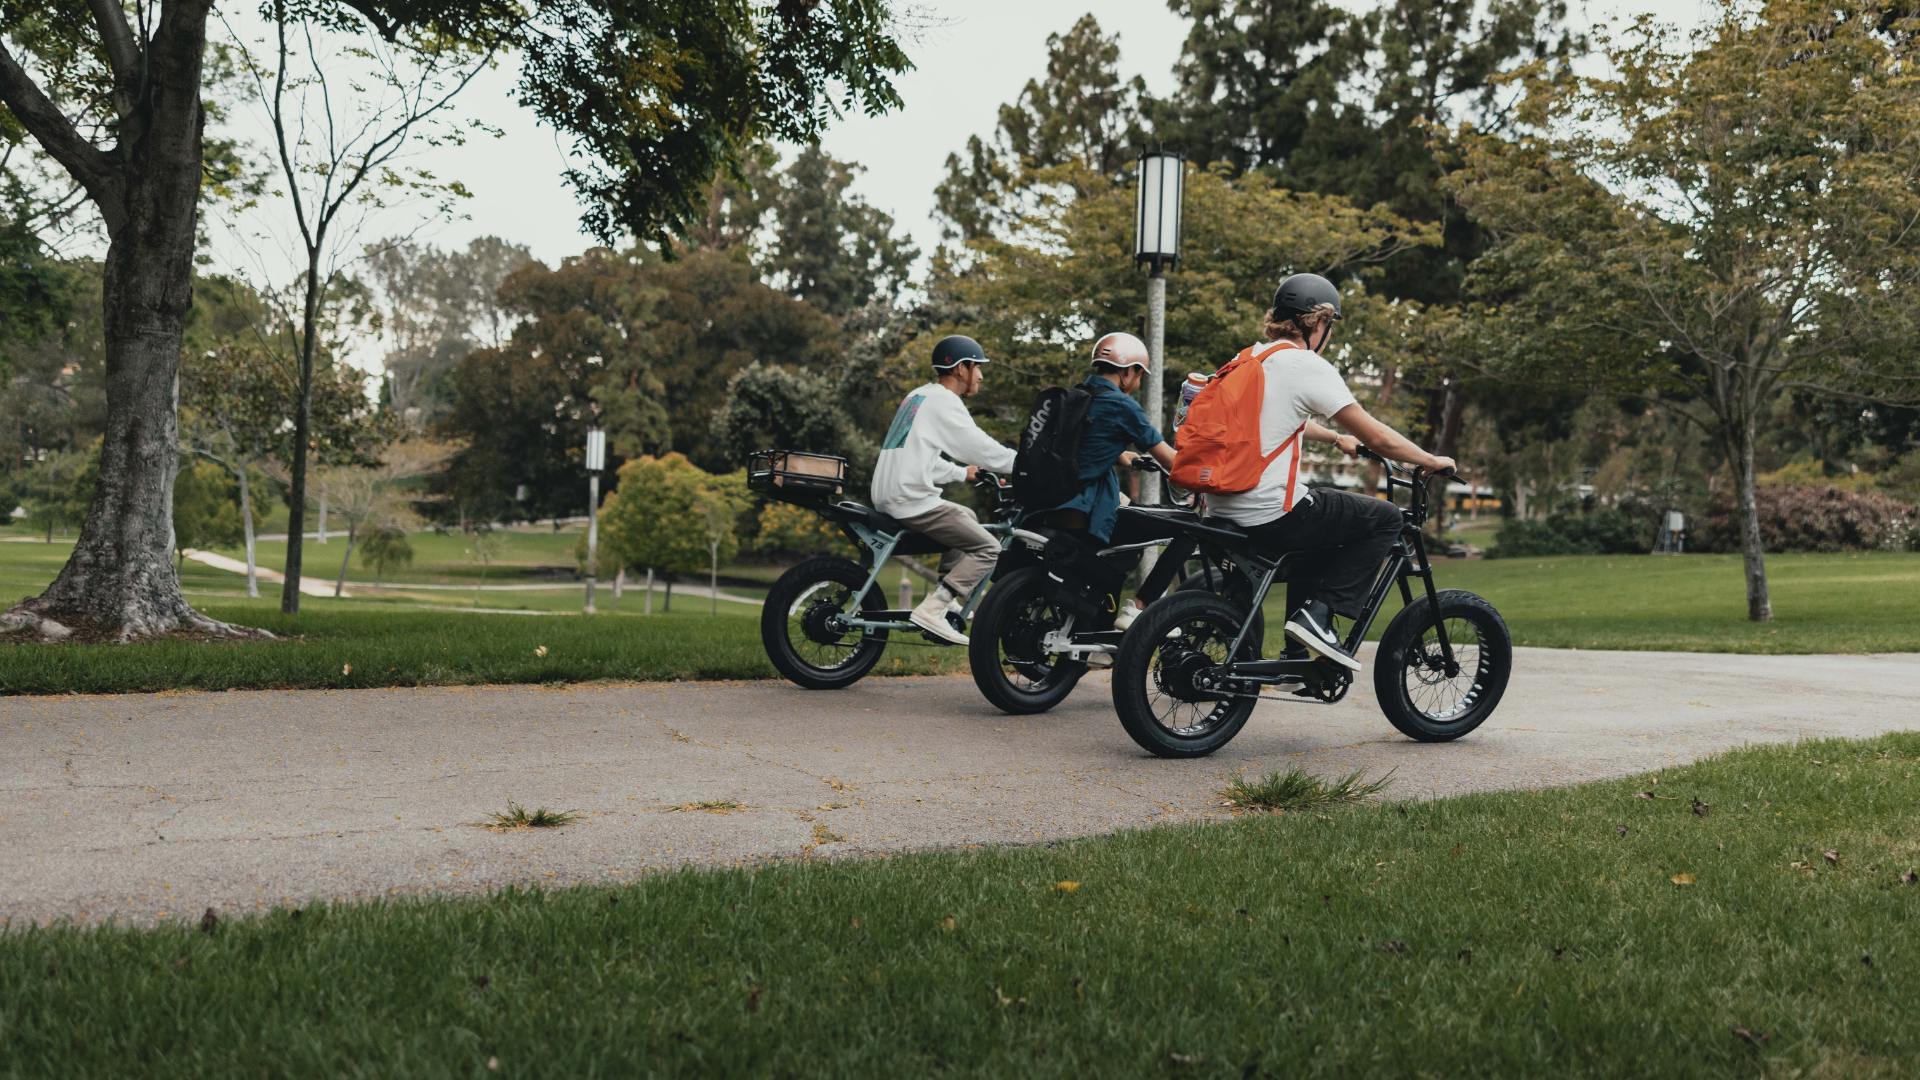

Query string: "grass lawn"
[[210, 526, 589, 586], [0, 600, 958, 695], [3, 544, 1915, 694], [4, 734, 1917, 1076], [1260, 550, 1920, 655]]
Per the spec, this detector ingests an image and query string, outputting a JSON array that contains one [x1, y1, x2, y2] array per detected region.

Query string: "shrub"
[[751, 500, 847, 557], [1488, 508, 1653, 558], [1695, 485, 1915, 554]]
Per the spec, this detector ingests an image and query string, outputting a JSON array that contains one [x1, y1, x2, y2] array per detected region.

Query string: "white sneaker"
[[1113, 600, 1144, 632], [911, 590, 969, 646]]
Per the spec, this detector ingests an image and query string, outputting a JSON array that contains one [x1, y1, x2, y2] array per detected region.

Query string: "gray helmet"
[[1271, 273, 1343, 323]]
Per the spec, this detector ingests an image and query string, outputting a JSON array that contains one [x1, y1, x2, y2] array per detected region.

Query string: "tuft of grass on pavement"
[[5, 735, 1920, 1076], [1222, 766, 1394, 812], [480, 802, 580, 831]]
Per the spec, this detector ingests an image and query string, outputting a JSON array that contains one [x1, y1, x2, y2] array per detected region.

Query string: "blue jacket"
[[1039, 376, 1165, 542]]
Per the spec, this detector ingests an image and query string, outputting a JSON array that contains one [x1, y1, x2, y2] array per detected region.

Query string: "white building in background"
[[1301, 452, 1501, 521]]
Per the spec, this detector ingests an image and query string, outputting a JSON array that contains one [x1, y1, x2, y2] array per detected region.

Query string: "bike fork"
[[1407, 530, 1459, 677]]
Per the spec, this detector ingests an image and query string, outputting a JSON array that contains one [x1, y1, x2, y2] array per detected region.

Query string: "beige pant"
[[895, 500, 1000, 599]]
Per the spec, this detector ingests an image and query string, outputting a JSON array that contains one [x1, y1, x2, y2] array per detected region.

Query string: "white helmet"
[[1090, 331, 1150, 372]]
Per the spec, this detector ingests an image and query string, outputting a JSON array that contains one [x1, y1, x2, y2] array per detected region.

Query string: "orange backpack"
[[1170, 341, 1304, 496]]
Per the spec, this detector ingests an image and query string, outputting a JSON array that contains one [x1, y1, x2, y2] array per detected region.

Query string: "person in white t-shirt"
[[1209, 274, 1455, 672], [870, 334, 1019, 646]]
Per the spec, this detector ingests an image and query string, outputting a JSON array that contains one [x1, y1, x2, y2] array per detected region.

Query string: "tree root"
[[0, 604, 73, 641], [1, 596, 274, 644]]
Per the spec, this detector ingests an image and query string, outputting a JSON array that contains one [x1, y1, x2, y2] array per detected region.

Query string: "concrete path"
[[4, 647, 1918, 927], [183, 549, 346, 598]]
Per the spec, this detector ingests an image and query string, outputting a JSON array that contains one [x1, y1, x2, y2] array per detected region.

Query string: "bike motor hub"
[[803, 600, 849, 644]]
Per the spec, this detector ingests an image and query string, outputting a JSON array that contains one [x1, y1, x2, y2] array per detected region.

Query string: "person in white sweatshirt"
[[871, 334, 1018, 645]]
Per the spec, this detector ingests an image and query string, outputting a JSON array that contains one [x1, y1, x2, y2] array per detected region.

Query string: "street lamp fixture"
[[1134, 149, 1185, 274]]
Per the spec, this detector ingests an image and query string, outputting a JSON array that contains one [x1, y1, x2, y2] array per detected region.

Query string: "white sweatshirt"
[[870, 382, 1018, 518]]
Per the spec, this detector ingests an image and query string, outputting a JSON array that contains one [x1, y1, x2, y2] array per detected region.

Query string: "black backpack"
[[1012, 385, 1094, 511]]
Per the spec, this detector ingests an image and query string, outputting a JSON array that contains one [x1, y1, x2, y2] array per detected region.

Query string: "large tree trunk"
[[1729, 419, 1772, 622], [0, 3, 260, 641]]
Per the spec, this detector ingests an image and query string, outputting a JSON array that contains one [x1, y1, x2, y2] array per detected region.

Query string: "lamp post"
[[584, 426, 606, 614], [1134, 150, 1184, 509]]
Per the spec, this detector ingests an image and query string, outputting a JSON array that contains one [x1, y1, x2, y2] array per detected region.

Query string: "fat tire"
[[761, 556, 889, 690], [1112, 591, 1260, 758], [1373, 589, 1511, 742], [968, 566, 1088, 715]]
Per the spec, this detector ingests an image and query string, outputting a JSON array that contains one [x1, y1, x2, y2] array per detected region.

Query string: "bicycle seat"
[[825, 501, 906, 534]]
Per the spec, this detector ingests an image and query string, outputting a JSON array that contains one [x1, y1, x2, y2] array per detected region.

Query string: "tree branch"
[[87, 0, 141, 83], [0, 41, 121, 217]]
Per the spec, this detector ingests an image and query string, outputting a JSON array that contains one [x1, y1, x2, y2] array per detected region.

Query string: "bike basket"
[[747, 450, 849, 499]]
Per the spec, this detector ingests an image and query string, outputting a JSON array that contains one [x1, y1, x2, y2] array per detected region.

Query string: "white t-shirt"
[[870, 382, 1018, 519], [1204, 342, 1357, 527]]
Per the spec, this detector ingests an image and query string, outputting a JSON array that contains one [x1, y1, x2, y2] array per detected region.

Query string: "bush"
[[751, 500, 847, 558], [1695, 485, 1915, 554], [1488, 509, 1653, 558]]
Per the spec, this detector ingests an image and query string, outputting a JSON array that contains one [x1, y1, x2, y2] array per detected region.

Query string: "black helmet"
[[1271, 273, 1343, 323], [931, 334, 992, 371]]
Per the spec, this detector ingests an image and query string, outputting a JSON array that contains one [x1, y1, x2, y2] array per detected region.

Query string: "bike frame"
[[832, 516, 1016, 635], [1187, 455, 1461, 697]]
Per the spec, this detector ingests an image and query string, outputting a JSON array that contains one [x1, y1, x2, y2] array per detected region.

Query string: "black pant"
[[1240, 489, 1403, 620]]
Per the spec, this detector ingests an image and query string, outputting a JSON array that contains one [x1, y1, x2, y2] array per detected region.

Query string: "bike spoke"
[[1402, 615, 1486, 723]]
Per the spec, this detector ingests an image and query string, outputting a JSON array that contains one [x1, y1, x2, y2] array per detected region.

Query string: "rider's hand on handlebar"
[[966, 465, 980, 483], [1118, 451, 1139, 468], [1426, 455, 1457, 475], [1334, 434, 1361, 458]]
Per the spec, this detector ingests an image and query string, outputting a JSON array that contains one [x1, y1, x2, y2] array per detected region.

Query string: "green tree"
[[366, 235, 534, 424], [598, 453, 743, 612], [1450, 0, 1920, 621], [935, 13, 1147, 242], [938, 162, 1437, 425], [714, 362, 867, 477], [0, 0, 907, 640], [12, 446, 90, 543], [180, 275, 380, 597], [356, 523, 413, 585], [765, 145, 917, 316], [1147, 0, 1364, 180], [170, 458, 244, 572]]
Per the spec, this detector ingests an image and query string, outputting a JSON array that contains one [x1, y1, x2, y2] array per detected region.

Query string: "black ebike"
[[1110, 450, 1512, 758], [967, 458, 1258, 715]]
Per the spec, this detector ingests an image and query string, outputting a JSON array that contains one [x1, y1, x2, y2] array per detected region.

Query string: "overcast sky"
[[204, 0, 1720, 282]]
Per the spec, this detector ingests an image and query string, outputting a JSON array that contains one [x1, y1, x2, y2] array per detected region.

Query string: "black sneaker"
[[1284, 600, 1361, 672]]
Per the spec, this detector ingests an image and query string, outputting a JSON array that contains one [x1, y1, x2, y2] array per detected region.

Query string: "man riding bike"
[[1199, 273, 1454, 672], [871, 334, 1018, 646]]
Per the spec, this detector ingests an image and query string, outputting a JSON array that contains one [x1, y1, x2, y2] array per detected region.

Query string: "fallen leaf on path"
[[199, 908, 219, 934], [1051, 880, 1081, 893], [1615, 825, 1630, 836], [1824, 850, 1840, 866], [1900, 869, 1917, 886], [534, 645, 548, 657], [1732, 1027, 1770, 1047], [341, 663, 351, 676], [1381, 940, 1408, 954], [1670, 873, 1697, 886], [940, 915, 957, 931], [1691, 798, 1710, 817]]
